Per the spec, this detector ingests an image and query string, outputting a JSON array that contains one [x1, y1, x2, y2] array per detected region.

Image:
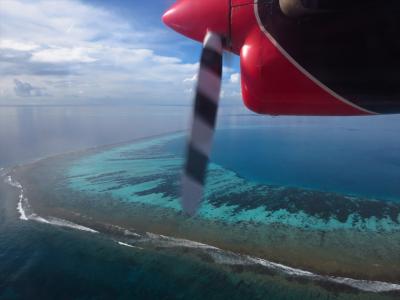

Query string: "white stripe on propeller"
[[181, 31, 223, 215]]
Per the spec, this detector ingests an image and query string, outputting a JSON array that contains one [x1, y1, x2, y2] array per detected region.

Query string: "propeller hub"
[[162, 0, 230, 43]]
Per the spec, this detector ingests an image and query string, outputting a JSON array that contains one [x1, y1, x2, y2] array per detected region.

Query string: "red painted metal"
[[231, 0, 254, 6], [240, 28, 369, 115], [162, 0, 229, 44], [163, 1, 371, 116]]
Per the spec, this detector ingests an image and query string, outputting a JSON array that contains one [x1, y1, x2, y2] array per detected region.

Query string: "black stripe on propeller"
[[181, 32, 223, 216]]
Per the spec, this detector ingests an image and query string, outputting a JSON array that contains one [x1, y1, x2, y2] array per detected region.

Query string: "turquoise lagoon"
[[13, 125, 400, 295], [67, 130, 400, 232]]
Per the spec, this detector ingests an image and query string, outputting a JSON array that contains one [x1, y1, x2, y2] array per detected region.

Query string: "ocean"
[[1, 105, 400, 299]]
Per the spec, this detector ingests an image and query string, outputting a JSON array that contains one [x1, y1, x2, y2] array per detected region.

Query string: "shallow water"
[[66, 132, 400, 232]]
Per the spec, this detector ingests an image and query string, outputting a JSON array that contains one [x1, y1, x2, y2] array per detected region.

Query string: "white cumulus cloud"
[[0, 0, 199, 104]]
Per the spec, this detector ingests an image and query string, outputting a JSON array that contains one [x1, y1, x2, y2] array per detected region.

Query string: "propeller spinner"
[[162, 0, 230, 44]]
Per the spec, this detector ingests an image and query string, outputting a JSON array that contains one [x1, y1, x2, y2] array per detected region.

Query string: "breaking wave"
[[117, 241, 143, 249], [4, 174, 98, 233], [138, 232, 400, 293], [145, 232, 219, 250]]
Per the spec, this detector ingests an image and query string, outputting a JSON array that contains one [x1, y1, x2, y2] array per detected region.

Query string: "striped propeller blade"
[[181, 31, 223, 215]]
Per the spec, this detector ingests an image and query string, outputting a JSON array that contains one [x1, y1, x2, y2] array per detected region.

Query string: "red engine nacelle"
[[163, 0, 400, 116]]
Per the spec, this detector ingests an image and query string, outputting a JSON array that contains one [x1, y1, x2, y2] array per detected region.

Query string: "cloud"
[[13, 79, 46, 97], [0, 39, 39, 51], [230, 73, 240, 84], [180, 67, 242, 104], [31, 47, 97, 64], [0, 0, 199, 104], [183, 74, 197, 83], [0, 0, 238, 105]]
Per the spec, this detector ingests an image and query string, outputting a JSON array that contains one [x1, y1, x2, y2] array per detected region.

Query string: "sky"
[[0, 0, 241, 106]]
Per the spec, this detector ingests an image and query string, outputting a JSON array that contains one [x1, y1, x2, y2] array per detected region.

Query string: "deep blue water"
[[1, 105, 400, 299], [166, 126, 400, 202]]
